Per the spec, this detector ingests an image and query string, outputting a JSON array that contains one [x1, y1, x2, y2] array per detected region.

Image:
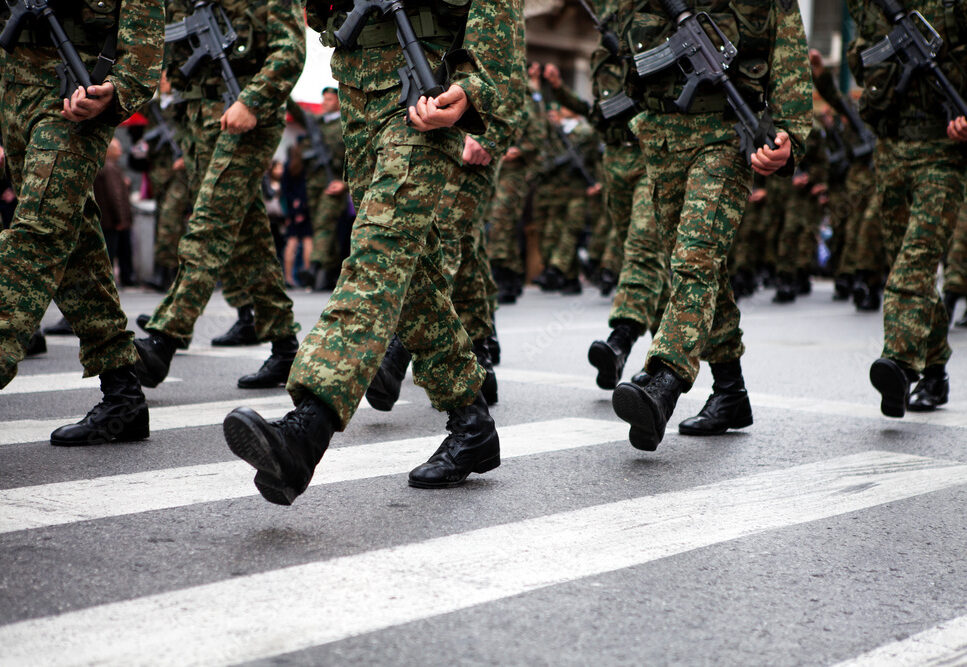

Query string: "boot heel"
[[472, 454, 500, 474], [118, 407, 150, 441]]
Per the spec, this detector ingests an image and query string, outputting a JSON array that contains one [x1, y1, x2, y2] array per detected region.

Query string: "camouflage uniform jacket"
[[165, 0, 306, 123], [315, 0, 511, 138], [847, 0, 967, 139], [626, 0, 812, 166], [0, 0, 164, 126]]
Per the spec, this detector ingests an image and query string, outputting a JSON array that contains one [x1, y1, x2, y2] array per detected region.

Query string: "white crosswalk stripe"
[[2, 372, 183, 396], [0, 396, 406, 446], [832, 615, 967, 666], [0, 418, 628, 534], [1, 450, 964, 666]]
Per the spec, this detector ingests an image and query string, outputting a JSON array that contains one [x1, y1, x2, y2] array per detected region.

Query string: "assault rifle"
[[143, 101, 183, 162], [839, 97, 876, 161], [576, 0, 620, 57], [861, 0, 967, 120], [333, 0, 447, 110], [0, 0, 102, 97], [165, 0, 242, 110], [300, 111, 336, 182], [544, 125, 597, 188], [634, 0, 777, 162], [824, 122, 850, 181]]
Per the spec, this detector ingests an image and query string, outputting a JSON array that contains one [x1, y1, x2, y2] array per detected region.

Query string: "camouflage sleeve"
[[471, 0, 527, 156], [552, 83, 593, 118], [766, 0, 812, 166], [237, 0, 307, 120], [450, 0, 515, 134], [109, 0, 165, 124]]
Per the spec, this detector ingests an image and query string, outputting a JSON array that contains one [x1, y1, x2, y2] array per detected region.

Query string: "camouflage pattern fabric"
[[636, 143, 750, 385], [608, 146, 669, 332], [942, 203, 967, 296], [775, 178, 819, 277], [151, 167, 190, 269], [876, 138, 965, 372], [628, 0, 812, 385], [147, 0, 305, 346], [0, 0, 164, 387], [833, 162, 876, 277], [289, 0, 517, 429], [305, 111, 349, 270]]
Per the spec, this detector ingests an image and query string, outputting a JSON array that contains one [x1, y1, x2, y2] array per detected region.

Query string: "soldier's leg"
[[942, 203, 967, 319], [287, 137, 483, 429], [880, 146, 962, 373], [486, 162, 528, 277], [548, 192, 587, 285], [647, 145, 748, 385], [147, 109, 286, 344]]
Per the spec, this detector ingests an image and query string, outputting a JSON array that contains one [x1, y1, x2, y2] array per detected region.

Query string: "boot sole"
[[133, 341, 169, 389], [612, 384, 664, 451], [869, 360, 908, 419], [50, 408, 150, 447], [223, 409, 297, 505], [678, 412, 753, 436], [588, 341, 621, 390], [407, 453, 501, 489]]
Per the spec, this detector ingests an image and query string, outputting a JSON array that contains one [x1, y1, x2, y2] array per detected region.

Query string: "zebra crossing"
[[4, 289, 967, 665]]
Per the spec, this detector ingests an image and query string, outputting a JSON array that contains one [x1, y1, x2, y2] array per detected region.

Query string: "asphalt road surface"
[[2, 280, 967, 666]]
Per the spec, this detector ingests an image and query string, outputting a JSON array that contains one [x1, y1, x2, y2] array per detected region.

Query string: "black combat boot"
[[472, 339, 498, 405], [223, 394, 336, 505], [943, 291, 960, 319], [43, 316, 73, 336], [908, 365, 949, 412], [598, 268, 618, 297], [538, 266, 565, 292], [133, 332, 179, 388], [833, 274, 852, 301], [237, 335, 298, 389], [485, 334, 501, 366], [870, 357, 917, 418], [495, 267, 521, 305], [408, 392, 500, 488], [678, 360, 753, 435], [50, 366, 149, 446], [365, 335, 412, 411], [25, 329, 47, 357], [772, 273, 797, 303], [796, 268, 811, 295], [297, 262, 320, 290], [211, 305, 258, 346], [560, 277, 583, 295], [612, 362, 687, 451], [855, 279, 882, 312], [135, 313, 150, 332], [588, 320, 641, 390]]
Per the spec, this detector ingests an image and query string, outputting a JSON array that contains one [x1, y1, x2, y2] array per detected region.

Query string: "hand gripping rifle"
[[633, 0, 777, 162], [143, 100, 184, 162], [165, 0, 242, 110], [333, 0, 447, 111], [860, 0, 967, 120], [0, 0, 105, 97]]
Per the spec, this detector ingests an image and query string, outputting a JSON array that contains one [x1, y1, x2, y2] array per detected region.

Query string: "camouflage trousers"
[[286, 85, 485, 429], [876, 138, 965, 372], [942, 203, 967, 295], [585, 190, 606, 265], [775, 185, 818, 275], [540, 181, 588, 279], [832, 163, 875, 276], [486, 158, 531, 276], [146, 99, 297, 346], [437, 160, 498, 342], [0, 79, 138, 387], [599, 142, 645, 275], [151, 167, 190, 270], [307, 181, 348, 270], [608, 145, 669, 333], [640, 141, 749, 386], [730, 197, 764, 274]]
